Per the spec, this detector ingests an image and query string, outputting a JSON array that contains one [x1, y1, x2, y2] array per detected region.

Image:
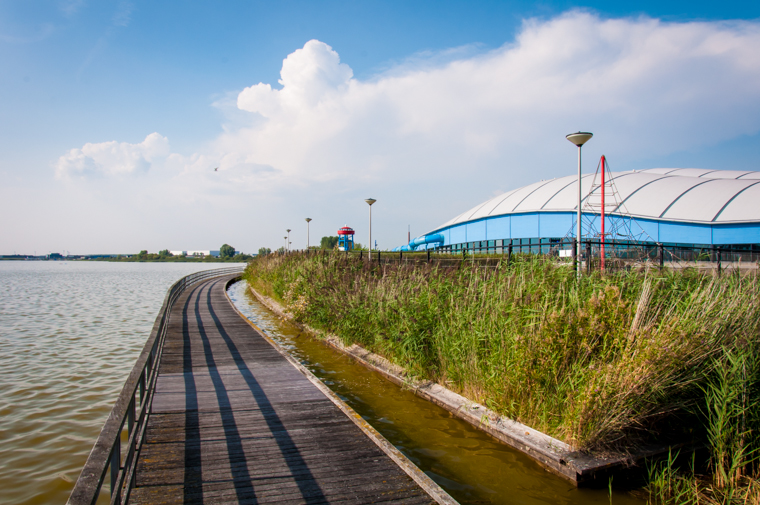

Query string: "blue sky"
[[1, 1, 759, 255]]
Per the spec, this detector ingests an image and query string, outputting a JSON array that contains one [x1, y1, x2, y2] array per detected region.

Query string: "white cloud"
[[55, 132, 170, 179], [50, 12, 760, 251], [237, 39, 353, 116], [210, 12, 760, 198]]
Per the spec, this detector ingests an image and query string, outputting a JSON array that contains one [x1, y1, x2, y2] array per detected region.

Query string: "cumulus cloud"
[[237, 40, 353, 116], [55, 132, 170, 179], [208, 13, 760, 198]]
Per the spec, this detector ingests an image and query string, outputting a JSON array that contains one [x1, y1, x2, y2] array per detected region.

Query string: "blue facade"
[[427, 211, 760, 248]]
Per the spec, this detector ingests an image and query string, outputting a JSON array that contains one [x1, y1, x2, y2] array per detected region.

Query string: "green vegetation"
[[258, 247, 272, 256], [220, 243, 236, 258], [245, 252, 760, 503], [99, 244, 252, 262], [320, 236, 339, 250]]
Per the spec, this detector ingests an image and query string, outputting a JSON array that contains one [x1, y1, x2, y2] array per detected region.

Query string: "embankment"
[[245, 252, 760, 499]]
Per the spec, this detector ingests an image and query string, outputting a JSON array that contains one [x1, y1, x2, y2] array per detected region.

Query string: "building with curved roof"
[[398, 169, 760, 251]]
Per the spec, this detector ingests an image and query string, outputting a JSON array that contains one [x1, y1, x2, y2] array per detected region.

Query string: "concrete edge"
[[224, 277, 458, 505], [244, 283, 661, 485]]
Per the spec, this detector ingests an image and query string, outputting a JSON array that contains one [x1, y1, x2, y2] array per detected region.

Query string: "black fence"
[[280, 239, 760, 273]]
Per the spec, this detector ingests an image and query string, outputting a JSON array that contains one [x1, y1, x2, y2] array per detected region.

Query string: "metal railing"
[[67, 266, 245, 505]]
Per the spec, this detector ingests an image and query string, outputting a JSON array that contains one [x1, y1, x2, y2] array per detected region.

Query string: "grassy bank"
[[245, 252, 760, 502]]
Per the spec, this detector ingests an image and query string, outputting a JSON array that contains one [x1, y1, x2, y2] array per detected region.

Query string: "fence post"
[[507, 242, 513, 267], [572, 238, 577, 273], [717, 248, 722, 275], [427, 249, 431, 263], [586, 241, 591, 275], [659, 243, 664, 270], [359, 250, 362, 260], [399, 251, 402, 261]]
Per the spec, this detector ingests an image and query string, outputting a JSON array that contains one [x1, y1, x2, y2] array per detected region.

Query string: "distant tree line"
[[254, 236, 370, 257], [98, 244, 252, 262]]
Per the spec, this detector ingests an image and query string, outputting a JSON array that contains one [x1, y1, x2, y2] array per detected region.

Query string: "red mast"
[[601, 155, 606, 272]]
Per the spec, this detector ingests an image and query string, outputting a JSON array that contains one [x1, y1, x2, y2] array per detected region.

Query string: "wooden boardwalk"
[[129, 275, 437, 505]]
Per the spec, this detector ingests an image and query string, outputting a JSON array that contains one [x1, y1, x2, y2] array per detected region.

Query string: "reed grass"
[[246, 252, 760, 501]]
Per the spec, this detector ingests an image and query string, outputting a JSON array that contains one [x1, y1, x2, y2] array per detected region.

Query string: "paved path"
[[129, 275, 435, 505]]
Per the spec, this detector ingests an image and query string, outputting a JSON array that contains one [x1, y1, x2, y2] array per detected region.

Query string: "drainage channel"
[[227, 280, 645, 505]]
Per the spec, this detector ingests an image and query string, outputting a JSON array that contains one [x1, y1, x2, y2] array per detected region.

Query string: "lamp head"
[[286, 229, 291, 233], [305, 218, 312, 223], [365, 198, 377, 206], [566, 132, 593, 146]]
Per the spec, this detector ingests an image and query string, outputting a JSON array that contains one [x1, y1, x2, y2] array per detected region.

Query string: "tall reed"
[[245, 253, 760, 456]]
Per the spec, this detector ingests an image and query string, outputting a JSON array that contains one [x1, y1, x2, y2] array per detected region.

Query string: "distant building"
[[396, 168, 760, 252], [169, 250, 187, 256], [186, 250, 220, 257]]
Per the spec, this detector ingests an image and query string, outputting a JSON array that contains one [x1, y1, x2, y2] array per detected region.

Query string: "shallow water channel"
[[227, 281, 646, 505]]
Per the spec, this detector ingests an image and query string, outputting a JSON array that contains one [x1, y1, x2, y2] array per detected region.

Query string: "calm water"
[[227, 281, 645, 505], [0, 261, 243, 505]]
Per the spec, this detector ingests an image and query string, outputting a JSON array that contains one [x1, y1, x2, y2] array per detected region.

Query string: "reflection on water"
[[0, 261, 243, 505], [227, 281, 645, 505]]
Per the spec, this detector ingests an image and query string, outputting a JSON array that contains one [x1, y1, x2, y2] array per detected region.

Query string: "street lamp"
[[286, 229, 291, 252], [283, 236, 287, 252], [365, 198, 376, 261], [566, 131, 593, 278], [305, 218, 312, 250]]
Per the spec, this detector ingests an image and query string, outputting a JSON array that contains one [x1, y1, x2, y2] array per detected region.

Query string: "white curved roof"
[[434, 168, 760, 231]]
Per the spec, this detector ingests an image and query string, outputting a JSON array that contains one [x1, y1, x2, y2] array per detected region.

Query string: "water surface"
[[0, 261, 242, 505]]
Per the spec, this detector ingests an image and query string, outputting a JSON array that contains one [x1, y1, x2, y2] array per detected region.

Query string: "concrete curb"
[[224, 277, 458, 505], [245, 283, 665, 486]]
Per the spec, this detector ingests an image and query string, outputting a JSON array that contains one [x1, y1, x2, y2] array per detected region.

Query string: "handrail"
[[67, 266, 245, 505]]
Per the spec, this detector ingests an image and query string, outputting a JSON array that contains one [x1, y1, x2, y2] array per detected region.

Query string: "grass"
[[245, 251, 760, 501]]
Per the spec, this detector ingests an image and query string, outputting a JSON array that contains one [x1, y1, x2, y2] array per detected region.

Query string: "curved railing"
[[67, 266, 246, 505]]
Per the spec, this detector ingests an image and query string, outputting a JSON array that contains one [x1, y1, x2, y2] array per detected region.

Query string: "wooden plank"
[[130, 275, 438, 504]]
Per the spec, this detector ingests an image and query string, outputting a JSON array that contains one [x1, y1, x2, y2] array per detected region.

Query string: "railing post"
[[399, 251, 402, 261], [127, 397, 135, 436], [717, 248, 722, 275], [586, 241, 591, 275], [427, 249, 430, 263], [111, 437, 121, 504], [507, 241, 513, 267]]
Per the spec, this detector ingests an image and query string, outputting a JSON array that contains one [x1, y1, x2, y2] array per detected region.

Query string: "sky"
[[1, 1, 759, 255]]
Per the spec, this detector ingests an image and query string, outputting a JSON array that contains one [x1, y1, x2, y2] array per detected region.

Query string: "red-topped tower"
[[337, 225, 355, 251]]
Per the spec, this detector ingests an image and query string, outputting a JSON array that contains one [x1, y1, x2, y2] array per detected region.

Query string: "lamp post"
[[286, 229, 291, 252], [305, 218, 312, 250], [283, 236, 287, 253], [365, 198, 376, 261], [566, 132, 593, 278]]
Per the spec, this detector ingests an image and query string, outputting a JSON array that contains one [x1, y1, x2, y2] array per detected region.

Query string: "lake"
[[0, 261, 243, 505]]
